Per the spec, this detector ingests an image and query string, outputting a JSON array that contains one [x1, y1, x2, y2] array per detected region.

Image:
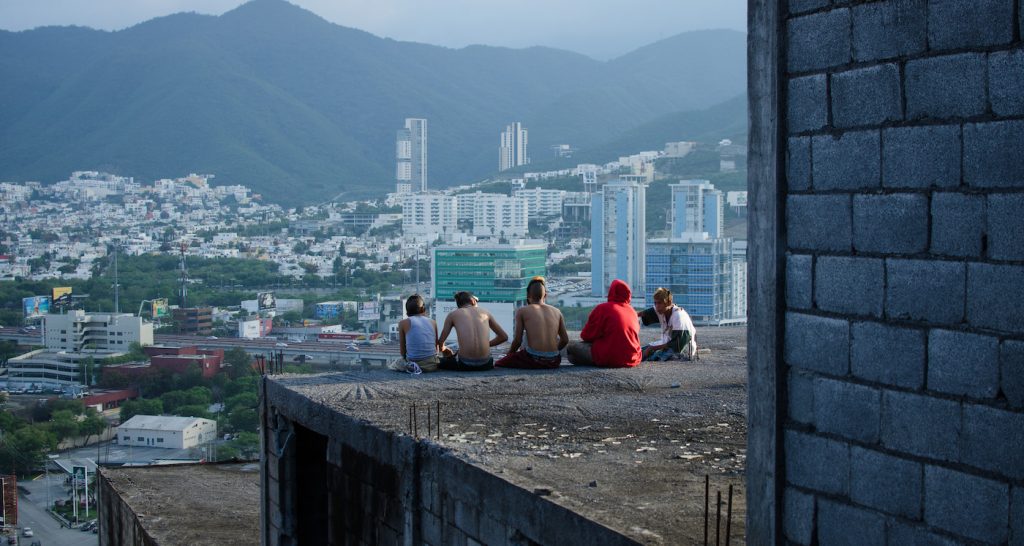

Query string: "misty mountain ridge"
[[0, 0, 747, 206]]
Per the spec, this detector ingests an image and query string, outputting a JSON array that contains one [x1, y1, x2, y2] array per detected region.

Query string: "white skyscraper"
[[401, 193, 456, 236], [499, 122, 529, 171], [591, 178, 646, 300], [670, 180, 724, 239], [396, 118, 428, 192], [472, 194, 529, 238]]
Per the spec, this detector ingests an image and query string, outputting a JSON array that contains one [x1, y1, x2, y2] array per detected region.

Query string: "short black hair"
[[405, 294, 425, 316], [454, 291, 475, 307]]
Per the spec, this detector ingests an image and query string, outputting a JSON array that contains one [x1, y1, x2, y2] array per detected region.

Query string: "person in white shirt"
[[637, 287, 697, 361]]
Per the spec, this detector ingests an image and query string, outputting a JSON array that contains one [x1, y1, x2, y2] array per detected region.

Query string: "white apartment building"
[[670, 180, 724, 239], [456, 192, 503, 223], [396, 118, 428, 192], [401, 193, 456, 236], [499, 122, 529, 171], [664, 141, 698, 158], [117, 415, 218, 450], [472, 195, 529, 238], [591, 178, 646, 300], [44, 310, 154, 353], [512, 188, 566, 217]]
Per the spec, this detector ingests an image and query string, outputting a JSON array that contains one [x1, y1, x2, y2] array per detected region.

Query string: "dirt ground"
[[279, 325, 749, 545]]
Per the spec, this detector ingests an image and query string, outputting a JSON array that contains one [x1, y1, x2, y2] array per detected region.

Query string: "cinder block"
[[813, 131, 881, 190], [785, 429, 850, 495], [967, 263, 1024, 332], [990, 49, 1024, 116], [931, 193, 985, 257], [787, 254, 813, 310], [1012, 486, 1023, 546], [454, 500, 480, 538], [816, 499, 886, 545], [787, 194, 852, 252], [962, 404, 1024, 480], [788, 369, 816, 425], [789, 0, 831, 15], [785, 312, 850, 375], [788, 75, 828, 134], [928, 0, 1015, 50], [783, 487, 815, 545], [851, 321, 925, 389], [850, 447, 922, 519], [1003, 340, 1024, 410], [882, 125, 961, 189], [813, 378, 880, 442], [987, 194, 1024, 260], [881, 390, 961, 461], [422, 512, 443, 546], [787, 9, 852, 73], [815, 256, 884, 317], [479, 515, 509, 546], [886, 259, 965, 324], [887, 521, 967, 546], [924, 465, 1009, 544], [905, 53, 987, 120], [831, 64, 902, 128], [965, 120, 1024, 188], [788, 137, 812, 191], [853, 193, 928, 254], [928, 329, 999, 398], [852, 0, 927, 61]]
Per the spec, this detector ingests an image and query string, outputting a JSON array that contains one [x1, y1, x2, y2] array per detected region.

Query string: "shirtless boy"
[[496, 277, 568, 369], [438, 291, 509, 371]]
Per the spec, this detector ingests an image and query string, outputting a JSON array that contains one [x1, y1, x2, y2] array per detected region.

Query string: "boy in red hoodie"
[[566, 279, 642, 367]]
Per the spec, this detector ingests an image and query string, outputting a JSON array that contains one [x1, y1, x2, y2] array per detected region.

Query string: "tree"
[[49, 410, 80, 442], [79, 411, 108, 445], [0, 425, 56, 473], [228, 408, 259, 432], [120, 398, 164, 422]]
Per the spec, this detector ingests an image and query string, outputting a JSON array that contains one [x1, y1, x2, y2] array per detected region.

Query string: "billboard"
[[357, 301, 379, 322], [257, 292, 276, 311], [152, 298, 169, 319], [22, 296, 50, 318], [52, 286, 73, 305], [238, 319, 261, 339]]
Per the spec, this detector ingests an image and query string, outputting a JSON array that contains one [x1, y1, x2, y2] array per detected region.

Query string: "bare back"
[[517, 303, 568, 353], [443, 306, 502, 360]]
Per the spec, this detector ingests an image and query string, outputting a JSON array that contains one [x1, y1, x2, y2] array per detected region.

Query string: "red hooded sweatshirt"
[[580, 279, 642, 367]]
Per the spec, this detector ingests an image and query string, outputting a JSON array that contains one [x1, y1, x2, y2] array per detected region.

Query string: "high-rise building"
[[512, 188, 566, 218], [396, 118, 428, 192], [670, 180, 724, 239], [591, 179, 646, 300], [401, 193, 457, 236], [499, 122, 529, 171], [645, 180, 745, 324], [432, 242, 546, 335], [471, 195, 529, 238]]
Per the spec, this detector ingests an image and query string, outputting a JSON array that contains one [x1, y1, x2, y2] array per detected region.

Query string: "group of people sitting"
[[396, 277, 696, 373]]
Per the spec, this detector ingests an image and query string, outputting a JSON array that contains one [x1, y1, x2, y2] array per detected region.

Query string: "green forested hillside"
[[0, 0, 746, 205]]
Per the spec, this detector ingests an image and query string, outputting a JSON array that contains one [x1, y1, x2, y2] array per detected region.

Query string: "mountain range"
[[0, 0, 747, 205]]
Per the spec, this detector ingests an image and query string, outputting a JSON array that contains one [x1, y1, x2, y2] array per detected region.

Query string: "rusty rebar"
[[703, 475, 709, 546], [715, 490, 721, 546], [725, 484, 733, 546], [436, 401, 441, 439]]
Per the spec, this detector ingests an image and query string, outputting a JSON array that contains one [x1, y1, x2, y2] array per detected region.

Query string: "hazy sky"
[[0, 0, 746, 59]]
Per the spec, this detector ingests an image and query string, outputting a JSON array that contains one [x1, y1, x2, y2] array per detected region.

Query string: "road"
[[15, 486, 97, 546]]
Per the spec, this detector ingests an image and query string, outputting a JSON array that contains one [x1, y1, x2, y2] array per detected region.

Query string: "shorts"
[[496, 349, 562, 369], [440, 354, 494, 371]]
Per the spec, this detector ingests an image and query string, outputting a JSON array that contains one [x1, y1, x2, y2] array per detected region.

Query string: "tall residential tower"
[[396, 118, 428, 192], [499, 122, 529, 172], [591, 178, 646, 301]]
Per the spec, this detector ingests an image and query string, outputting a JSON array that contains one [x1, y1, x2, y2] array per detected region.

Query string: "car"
[[207, 336, 218, 339], [8, 536, 16, 545], [22, 527, 33, 537], [31, 541, 41, 546], [275, 342, 288, 347]]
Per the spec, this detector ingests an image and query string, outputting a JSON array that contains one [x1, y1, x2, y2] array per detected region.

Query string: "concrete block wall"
[[780, 1, 1024, 543], [260, 378, 640, 546]]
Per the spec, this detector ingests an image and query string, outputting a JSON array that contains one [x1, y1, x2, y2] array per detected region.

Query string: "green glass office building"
[[432, 243, 546, 303]]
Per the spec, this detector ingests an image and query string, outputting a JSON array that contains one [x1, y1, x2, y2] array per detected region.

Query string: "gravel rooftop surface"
[[273, 325, 749, 545]]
